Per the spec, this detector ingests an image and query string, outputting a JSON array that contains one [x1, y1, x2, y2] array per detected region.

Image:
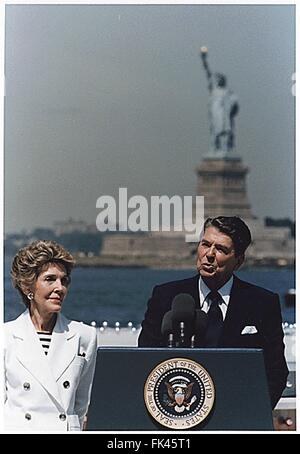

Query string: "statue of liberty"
[[200, 47, 239, 154]]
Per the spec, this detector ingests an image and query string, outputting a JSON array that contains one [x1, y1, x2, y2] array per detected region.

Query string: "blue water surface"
[[4, 261, 295, 325]]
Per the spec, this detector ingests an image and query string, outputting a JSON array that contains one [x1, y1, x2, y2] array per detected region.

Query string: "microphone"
[[171, 293, 196, 347], [161, 310, 174, 347], [191, 309, 208, 347]]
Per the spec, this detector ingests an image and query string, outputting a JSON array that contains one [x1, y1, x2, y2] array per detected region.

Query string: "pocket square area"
[[241, 325, 258, 335]]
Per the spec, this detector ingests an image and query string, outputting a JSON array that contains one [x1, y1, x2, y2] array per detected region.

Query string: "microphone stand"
[[190, 335, 195, 348], [178, 321, 185, 347], [167, 333, 174, 348], [175, 322, 195, 347]]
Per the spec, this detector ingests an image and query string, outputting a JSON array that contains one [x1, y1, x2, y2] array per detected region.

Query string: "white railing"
[[93, 322, 296, 362]]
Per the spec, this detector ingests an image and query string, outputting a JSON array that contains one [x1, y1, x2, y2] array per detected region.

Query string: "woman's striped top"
[[37, 331, 52, 355]]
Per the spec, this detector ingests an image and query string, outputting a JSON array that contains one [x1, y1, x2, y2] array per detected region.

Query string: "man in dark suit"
[[138, 216, 289, 409]]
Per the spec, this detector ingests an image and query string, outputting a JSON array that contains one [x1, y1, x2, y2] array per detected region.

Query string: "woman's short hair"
[[204, 216, 252, 256], [11, 240, 75, 306]]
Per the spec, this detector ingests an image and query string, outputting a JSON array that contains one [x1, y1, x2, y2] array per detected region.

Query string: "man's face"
[[196, 226, 244, 289]]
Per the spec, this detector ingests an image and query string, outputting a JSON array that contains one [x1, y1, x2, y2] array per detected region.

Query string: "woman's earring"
[[27, 292, 34, 301]]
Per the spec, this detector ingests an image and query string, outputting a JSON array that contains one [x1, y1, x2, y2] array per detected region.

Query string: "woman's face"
[[30, 262, 70, 317]]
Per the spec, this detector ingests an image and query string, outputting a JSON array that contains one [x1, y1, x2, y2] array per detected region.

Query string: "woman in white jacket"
[[4, 240, 97, 432]]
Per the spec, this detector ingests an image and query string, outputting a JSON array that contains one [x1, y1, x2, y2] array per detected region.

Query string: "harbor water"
[[4, 262, 295, 327]]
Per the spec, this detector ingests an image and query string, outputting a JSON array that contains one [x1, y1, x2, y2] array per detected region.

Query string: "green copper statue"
[[200, 47, 239, 153]]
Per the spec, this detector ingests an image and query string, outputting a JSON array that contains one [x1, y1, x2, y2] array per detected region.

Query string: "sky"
[[3, 3, 295, 234]]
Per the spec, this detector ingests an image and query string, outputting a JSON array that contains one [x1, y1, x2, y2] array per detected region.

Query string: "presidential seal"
[[144, 358, 215, 430]]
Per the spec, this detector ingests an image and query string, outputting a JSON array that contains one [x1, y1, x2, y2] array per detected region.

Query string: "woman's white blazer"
[[4, 309, 97, 432]]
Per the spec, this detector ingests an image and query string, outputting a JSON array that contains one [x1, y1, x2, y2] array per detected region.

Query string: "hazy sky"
[[4, 3, 295, 234]]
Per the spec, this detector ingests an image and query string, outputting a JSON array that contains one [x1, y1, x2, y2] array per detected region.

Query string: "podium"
[[87, 347, 273, 431]]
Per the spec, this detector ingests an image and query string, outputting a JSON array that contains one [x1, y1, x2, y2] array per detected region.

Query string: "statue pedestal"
[[196, 156, 253, 219]]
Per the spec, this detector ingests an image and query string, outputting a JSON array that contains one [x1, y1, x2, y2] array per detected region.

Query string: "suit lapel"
[[47, 313, 78, 381], [219, 276, 250, 345], [184, 275, 200, 308], [14, 310, 64, 407]]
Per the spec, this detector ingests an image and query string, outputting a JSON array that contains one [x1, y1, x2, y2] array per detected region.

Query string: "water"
[[4, 260, 295, 326]]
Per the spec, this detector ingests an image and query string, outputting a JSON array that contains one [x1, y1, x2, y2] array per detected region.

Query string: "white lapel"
[[47, 313, 79, 381], [14, 310, 64, 408]]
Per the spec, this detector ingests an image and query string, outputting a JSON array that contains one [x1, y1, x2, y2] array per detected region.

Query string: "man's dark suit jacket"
[[138, 274, 289, 409]]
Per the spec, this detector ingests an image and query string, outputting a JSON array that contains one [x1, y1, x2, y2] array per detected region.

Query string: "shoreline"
[[4, 254, 295, 270], [74, 255, 295, 270]]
